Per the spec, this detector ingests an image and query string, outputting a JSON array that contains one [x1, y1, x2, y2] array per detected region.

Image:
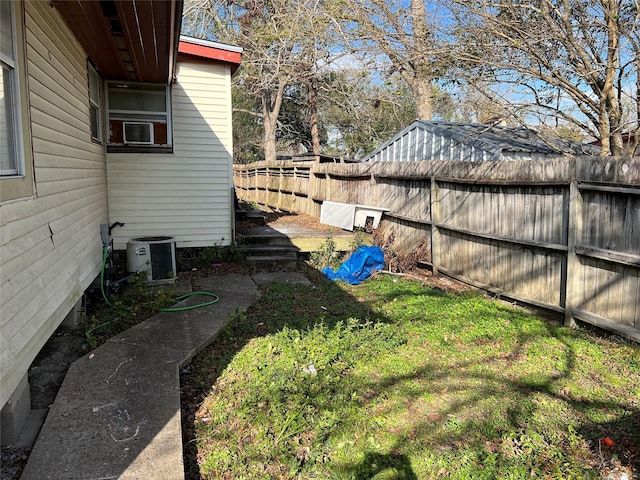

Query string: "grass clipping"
[[185, 274, 640, 479]]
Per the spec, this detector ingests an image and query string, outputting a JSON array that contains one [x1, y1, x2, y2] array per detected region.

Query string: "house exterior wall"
[[1, 1, 108, 406], [107, 59, 235, 250]]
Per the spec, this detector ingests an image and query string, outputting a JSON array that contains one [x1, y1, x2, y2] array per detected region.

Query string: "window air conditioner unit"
[[123, 122, 154, 144], [126, 236, 176, 284]]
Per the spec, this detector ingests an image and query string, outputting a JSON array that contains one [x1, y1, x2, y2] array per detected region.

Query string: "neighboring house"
[[361, 120, 600, 162], [590, 131, 640, 156], [0, 0, 241, 442]]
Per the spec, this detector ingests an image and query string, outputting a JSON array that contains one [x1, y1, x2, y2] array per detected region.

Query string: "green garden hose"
[[100, 246, 117, 309], [90, 246, 220, 335], [157, 291, 220, 311]]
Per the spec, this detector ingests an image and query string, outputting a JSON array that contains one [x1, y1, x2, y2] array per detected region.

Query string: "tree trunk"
[[415, 79, 433, 120], [307, 78, 321, 154], [597, 104, 611, 157], [261, 83, 286, 162], [603, 0, 623, 156], [410, 0, 433, 120], [607, 91, 624, 156], [634, 49, 640, 155], [263, 110, 278, 162]]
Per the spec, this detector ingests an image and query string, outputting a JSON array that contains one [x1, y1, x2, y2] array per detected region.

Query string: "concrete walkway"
[[20, 272, 306, 480]]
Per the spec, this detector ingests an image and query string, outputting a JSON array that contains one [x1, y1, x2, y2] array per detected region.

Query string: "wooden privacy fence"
[[234, 157, 640, 339]]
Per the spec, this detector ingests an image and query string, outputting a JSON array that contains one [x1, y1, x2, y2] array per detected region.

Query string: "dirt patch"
[[237, 204, 338, 233], [264, 211, 333, 232], [1, 329, 85, 480], [28, 332, 86, 410], [1, 447, 28, 480]]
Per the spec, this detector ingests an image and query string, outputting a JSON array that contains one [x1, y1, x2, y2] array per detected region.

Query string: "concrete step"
[[236, 227, 300, 268], [245, 254, 298, 269], [236, 209, 266, 225], [236, 229, 293, 247], [244, 212, 266, 225], [235, 209, 247, 220], [239, 243, 299, 269], [239, 244, 299, 255]]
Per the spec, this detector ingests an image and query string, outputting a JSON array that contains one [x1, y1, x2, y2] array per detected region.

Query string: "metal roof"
[[362, 121, 600, 162]]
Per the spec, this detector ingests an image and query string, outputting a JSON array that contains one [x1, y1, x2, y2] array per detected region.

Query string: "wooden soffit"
[[54, 0, 183, 84]]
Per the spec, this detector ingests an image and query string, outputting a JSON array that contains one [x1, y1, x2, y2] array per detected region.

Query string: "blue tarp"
[[322, 246, 385, 285]]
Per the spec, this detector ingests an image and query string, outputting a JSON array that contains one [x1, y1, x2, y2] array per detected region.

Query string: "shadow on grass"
[[353, 310, 640, 477], [180, 265, 399, 479], [348, 451, 418, 480], [180, 265, 640, 479]]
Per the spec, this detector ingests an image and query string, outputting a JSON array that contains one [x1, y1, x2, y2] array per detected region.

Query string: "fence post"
[[277, 166, 282, 211], [564, 179, 581, 327], [308, 161, 318, 216], [431, 176, 440, 275]]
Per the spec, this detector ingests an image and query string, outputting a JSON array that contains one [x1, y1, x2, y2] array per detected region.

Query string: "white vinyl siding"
[[107, 59, 234, 250], [0, 1, 107, 407]]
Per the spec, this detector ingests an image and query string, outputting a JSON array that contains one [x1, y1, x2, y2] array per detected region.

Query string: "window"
[[88, 63, 101, 142], [106, 82, 171, 151], [1, 0, 20, 176], [0, 0, 33, 202]]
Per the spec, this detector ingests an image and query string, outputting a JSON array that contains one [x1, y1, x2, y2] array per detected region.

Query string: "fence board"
[[234, 156, 640, 338], [622, 267, 640, 328]]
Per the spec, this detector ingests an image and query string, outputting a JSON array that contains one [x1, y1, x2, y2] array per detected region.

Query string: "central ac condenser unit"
[[126, 236, 176, 284]]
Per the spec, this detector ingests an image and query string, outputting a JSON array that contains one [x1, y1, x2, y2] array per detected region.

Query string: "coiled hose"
[[89, 246, 219, 335]]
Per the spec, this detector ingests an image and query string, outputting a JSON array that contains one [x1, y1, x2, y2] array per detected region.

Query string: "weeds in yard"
[[309, 231, 370, 270], [309, 234, 339, 269], [184, 274, 640, 479], [177, 244, 244, 270], [83, 274, 177, 349], [349, 231, 369, 252]]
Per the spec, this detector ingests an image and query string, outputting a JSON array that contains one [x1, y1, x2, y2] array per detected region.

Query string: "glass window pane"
[[0, 2, 14, 65], [90, 104, 100, 140], [107, 112, 166, 122], [108, 85, 166, 113], [1, 65, 17, 174], [88, 65, 101, 141], [106, 82, 171, 147], [89, 66, 100, 104]]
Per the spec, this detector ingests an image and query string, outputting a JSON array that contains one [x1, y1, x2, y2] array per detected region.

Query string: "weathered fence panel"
[[234, 157, 640, 339]]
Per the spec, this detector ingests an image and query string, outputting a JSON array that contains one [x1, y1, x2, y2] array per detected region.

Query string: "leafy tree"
[[319, 70, 416, 158], [183, 0, 639, 159], [448, 0, 639, 155], [334, 0, 452, 120], [183, 0, 341, 162], [231, 86, 264, 164]]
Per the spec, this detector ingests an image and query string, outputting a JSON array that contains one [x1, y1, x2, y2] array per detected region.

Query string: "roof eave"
[[55, 0, 183, 84], [178, 36, 243, 75]]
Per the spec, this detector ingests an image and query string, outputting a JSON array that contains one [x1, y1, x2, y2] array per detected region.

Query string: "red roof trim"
[[178, 41, 242, 66]]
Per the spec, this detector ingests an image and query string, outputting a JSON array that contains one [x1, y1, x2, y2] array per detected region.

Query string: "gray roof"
[[362, 121, 600, 162]]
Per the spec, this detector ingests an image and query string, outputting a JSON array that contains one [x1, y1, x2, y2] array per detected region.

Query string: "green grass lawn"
[[183, 270, 640, 479]]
